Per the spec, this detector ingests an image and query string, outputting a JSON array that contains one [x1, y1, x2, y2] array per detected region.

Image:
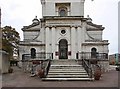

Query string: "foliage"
[[1, 26, 20, 59]]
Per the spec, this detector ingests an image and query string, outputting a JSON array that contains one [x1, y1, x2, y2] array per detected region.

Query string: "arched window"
[[31, 48, 36, 59], [59, 7, 67, 16], [91, 48, 97, 58]]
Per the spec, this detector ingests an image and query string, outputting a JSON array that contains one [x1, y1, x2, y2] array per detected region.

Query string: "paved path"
[[2, 66, 119, 87]]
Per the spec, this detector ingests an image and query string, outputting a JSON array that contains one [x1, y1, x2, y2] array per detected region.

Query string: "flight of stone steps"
[[42, 59, 94, 81]]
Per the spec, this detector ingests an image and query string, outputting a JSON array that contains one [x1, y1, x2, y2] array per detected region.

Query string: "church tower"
[[41, 0, 85, 17]]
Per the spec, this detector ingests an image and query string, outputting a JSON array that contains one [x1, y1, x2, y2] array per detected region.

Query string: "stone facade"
[[0, 50, 9, 73], [19, 0, 109, 71]]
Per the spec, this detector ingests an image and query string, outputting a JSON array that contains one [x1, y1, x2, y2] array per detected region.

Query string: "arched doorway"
[[31, 48, 36, 59], [91, 47, 97, 58], [59, 39, 68, 59]]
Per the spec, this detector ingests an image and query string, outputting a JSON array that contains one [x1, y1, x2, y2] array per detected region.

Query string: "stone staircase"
[[42, 59, 94, 81]]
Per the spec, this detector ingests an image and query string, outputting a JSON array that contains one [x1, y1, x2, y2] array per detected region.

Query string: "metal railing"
[[77, 52, 106, 80], [82, 59, 93, 78], [78, 52, 108, 60], [22, 52, 53, 62], [44, 59, 51, 77], [22, 52, 52, 78]]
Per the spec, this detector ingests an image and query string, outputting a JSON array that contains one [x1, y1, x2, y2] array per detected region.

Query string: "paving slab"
[[2, 66, 119, 87]]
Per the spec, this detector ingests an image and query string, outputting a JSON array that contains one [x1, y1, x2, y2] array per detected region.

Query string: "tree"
[[1, 26, 20, 59]]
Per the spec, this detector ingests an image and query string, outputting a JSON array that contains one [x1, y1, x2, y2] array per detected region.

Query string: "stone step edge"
[[49, 71, 87, 73], [42, 78, 94, 81], [51, 65, 82, 66], [47, 75, 89, 77], [49, 69, 84, 71], [48, 73, 88, 75]]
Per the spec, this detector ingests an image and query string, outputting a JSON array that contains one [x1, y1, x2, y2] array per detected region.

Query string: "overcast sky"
[[0, 0, 119, 55]]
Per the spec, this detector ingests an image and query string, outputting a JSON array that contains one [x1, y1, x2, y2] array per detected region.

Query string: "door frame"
[[59, 39, 68, 59]]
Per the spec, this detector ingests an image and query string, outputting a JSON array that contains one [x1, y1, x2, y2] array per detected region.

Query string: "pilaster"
[[71, 26, 76, 59], [45, 26, 50, 59], [77, 26, 82, 52], [52, 26, 56, 59]]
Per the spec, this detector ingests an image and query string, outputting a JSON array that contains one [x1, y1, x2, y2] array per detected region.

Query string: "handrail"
[[82, 59, 93, 78], [43, 59, 51, 77]]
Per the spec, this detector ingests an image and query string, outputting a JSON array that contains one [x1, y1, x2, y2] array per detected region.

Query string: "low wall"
[[79, 59, 110, 73], [0, 50, 10, 73], [98, 60, 110, 72]]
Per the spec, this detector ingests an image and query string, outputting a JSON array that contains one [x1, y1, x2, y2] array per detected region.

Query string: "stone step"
[[52, 61, 78, 63], [49, 70, 86, 73], [50, 67, 84, 69], [49, 69, 85, 71], [47, 75, 89, 78], [51, 63, 77, 65], [51, 65, 82, 67], [43, 60, 92, 81], [42, 78, 94, 81], [48, 72, 88, 75], [50, 67, 83, 69], [51, 59, 78, 61]]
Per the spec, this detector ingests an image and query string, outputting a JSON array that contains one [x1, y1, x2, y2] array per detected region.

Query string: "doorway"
[[59, 39, 68, 59], [91, 47, 97, 58], [31, 48, 36, 59]]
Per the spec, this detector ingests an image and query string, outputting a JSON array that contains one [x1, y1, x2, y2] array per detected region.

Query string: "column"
[[77, 26, 82, 52], [82, 22, 86, 43], [71, 26, 76, 59], [77, 26, 82, 59], [52, 26, 56, 59], [45, 26, 50, 59]]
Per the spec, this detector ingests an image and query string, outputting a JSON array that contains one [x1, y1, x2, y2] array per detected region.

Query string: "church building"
[[19, 0, 109, 72]]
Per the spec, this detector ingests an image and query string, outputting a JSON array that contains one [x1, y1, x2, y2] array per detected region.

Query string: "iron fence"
[[78, 52, 108, 60], [22, 52, 53, 62]]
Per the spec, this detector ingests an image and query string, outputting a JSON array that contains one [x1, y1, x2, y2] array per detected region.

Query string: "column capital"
[[45, 26, 49, 28], [77, 25, 82, 28], [45, 25, 56, 29], [51, 26, 56, 28], [70, 25, 75, 28], [71, 25, 81, 28]]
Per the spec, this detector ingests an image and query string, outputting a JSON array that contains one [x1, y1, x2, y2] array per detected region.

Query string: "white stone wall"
[[36, 27, 45, 43], [86, 31, 102, 40], [98, 61, 110, 72], [82, 45, 109, 54], [24, 31, 40, 41], [23, 25, 40, 41], [71, 2, 84, 16], [19, 45, 45, 60]]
